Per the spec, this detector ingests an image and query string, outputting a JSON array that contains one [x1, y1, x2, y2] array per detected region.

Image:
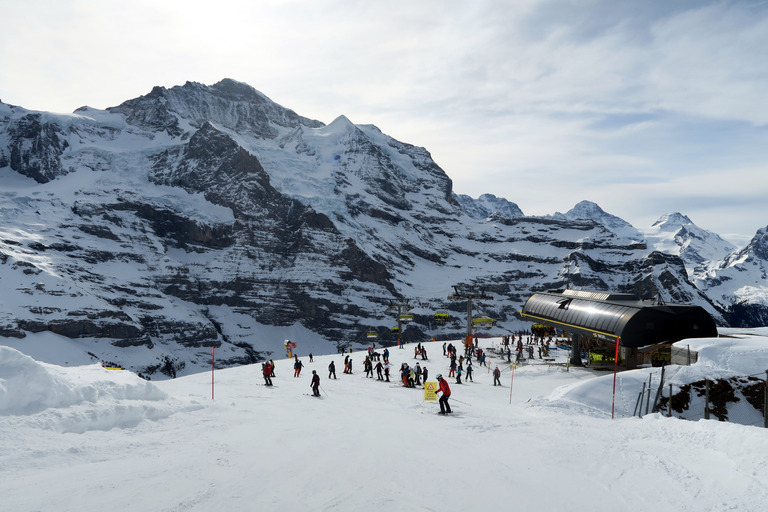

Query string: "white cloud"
[[1, 0, 766, 241]]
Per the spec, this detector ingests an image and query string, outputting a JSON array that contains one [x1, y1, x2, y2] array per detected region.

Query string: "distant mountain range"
[[1, 79, 766, 377]]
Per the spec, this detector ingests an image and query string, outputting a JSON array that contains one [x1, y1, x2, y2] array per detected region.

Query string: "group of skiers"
[[499, 334, 552, 363], [258, 338, 523, 408], [398, 361, 428, 387]]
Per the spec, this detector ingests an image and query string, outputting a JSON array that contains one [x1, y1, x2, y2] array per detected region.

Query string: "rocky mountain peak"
[[732, 226, 768, 262], [652, 212, 694, 231], [110, 79, 323, 138], [553, 200, 642, 241], [454, 193, 524, 220]]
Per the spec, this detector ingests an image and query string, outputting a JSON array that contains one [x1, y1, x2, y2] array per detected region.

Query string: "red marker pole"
[[611, 337, 620, 418], [212, 346, 215, 400]]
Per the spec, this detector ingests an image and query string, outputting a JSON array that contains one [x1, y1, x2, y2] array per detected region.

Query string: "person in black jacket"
[[328, 361, 337, 379], [311, 370, 320, 396]]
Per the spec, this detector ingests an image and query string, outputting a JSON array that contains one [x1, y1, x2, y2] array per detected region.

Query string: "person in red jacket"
[[436, 374, 452, 414], [263, 361, 273, 386]]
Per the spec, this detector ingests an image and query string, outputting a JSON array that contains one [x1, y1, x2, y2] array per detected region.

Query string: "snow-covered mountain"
[[1, 79, 766, 377], [644, 212, 737, 270], [692, 227, 768, 327], [551, 200, 644, 242], [454, 193, 524, 220]]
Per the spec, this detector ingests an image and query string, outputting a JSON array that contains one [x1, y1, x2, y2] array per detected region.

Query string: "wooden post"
[[668, 383, 673, 418], [645, 373, 652, 415], [764, 370, 767, 428], [704, 379, 710, 420], [636, 382, 646, 417]]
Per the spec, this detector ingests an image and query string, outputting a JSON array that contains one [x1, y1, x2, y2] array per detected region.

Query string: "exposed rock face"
[[455, 193, 524, 220], [693, 227, 768, 327], [0, 79, 762, 377]]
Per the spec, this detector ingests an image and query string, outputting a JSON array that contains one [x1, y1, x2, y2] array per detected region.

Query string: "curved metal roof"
[[521, 289, 717, 348]]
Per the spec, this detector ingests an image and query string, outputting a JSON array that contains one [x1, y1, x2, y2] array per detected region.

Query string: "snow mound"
[[534, 333, 768, 422], [0, 346, 192, 433]]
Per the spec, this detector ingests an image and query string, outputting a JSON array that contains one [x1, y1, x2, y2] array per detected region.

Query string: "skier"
[[466, 360, 473, 382], [269, 359, 276, 377], [328, 360, 337, 379], [310, 370, 320, 397], [263, 361, 273, 386], [414, 362, 422, 385], [493, 366, 501, 386], [309, 353, 314, 362], [435, 374, 452, 414], [294, 357, 304, 377], [375, 361, 384, 381], [383, 348, 389, 363], [422, 366, 428, 385], [421, 346, 428, 360], [364, 356, 373, 378], [456, 365, 462, 384], [384, 361, 391, 382], [401, 363, 410, 387]]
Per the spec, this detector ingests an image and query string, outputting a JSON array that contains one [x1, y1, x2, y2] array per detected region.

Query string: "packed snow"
[[3, 331, 768, 511]]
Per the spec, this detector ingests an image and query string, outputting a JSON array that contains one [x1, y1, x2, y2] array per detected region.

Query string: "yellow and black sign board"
[[424, 381, 437, 401]]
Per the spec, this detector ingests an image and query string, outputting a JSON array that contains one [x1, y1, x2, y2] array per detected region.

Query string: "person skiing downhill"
[[328, 360, 337, 379], [435, 374, 452, 414], [493, 366, 501, 386], [310, 370, 320, 396], [262, 361, 273, 386], [294, 357, 304, 377]]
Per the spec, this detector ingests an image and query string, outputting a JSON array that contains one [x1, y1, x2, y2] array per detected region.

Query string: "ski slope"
[[2, 333, 768, 511]]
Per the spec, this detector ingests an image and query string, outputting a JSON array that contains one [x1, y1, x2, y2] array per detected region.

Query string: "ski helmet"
[[436, 374, 442, 379]]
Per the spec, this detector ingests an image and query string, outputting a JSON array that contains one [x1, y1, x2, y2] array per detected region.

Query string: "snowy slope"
[[2, 333, 768, 511]]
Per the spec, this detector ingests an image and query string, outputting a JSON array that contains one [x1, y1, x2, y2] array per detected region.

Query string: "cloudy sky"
[[2, 0, 767, 245]]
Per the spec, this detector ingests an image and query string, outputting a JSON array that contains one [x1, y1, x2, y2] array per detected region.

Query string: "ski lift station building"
[[520, 289, 718, 367]]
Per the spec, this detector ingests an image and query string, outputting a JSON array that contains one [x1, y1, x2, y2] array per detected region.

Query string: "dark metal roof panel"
[[521, 290, 717, 347]]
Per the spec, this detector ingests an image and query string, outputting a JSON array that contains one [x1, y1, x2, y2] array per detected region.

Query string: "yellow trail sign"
[[424, 381, 438, 401]]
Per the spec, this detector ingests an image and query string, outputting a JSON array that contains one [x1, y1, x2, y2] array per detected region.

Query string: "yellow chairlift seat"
[[434, 311, 449, 321], [472, 317, 494, 328]]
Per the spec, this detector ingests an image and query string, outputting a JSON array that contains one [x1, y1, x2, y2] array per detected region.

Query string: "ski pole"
[[450, 398, 472, 406], [320, 385, 328, 396]]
